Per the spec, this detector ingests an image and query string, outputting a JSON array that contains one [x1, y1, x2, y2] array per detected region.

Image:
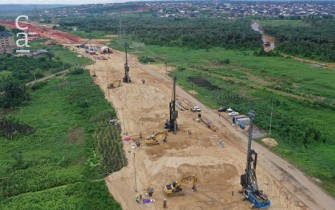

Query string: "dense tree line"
[[263, 18, 335, 62], [59, 17, 262, 49]]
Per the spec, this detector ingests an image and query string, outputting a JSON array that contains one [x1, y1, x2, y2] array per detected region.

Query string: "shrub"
[[69, 67, 85, 75], [138, 56, 155, 64]]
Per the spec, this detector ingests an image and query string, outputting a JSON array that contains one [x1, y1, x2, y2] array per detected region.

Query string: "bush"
[[138, 56, 155, 64], [30, 81, 48, 91], [223, 59, 231, 64], [69, 67, 85, 75]]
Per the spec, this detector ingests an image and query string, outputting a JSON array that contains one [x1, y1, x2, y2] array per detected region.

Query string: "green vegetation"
[[0, 71, 124, 209], [138, 55, 155, 64], [113, 44, 335, 196], [0, 44, 123, 209], [0, 53, 69, 84], [29, 40, 91, 66], [262, 18, 335, 62], [0, 40, 90, 109], [59, 17, 261, 49]]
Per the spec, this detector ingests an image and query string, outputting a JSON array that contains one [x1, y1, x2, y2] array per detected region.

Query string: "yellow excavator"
[[107, 80, 121, 89], [164, 175, 198, 195], [145, 131, 167, 145]]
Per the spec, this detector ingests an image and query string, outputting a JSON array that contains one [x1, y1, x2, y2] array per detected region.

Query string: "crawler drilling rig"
[[123, 42, 131, 83], [165, 76, 178, 133], [240, 110, 271, 209]]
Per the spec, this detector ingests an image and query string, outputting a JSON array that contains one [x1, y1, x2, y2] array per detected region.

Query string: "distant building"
[[0, 32, 15, 54]]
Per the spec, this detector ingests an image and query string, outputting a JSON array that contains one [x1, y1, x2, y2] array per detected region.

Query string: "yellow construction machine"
[[145, 131, 167, 145], [164, 175, 198, 195], [107, 80, 121, 89]]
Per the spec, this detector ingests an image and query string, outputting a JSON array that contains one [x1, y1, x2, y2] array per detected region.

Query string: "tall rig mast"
[[123, 42, 131, 83], [118, 13, 131, 83], [166, 76, 178, 133], [240, 110, 270, 208]]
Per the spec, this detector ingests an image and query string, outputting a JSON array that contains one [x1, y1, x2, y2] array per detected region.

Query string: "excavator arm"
[[107, 80, 121, 89], [145, 131, 167, 145], [164, 175, 198, 195]]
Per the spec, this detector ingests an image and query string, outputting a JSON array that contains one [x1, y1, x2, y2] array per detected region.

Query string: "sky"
[[0, 0, 331, 4], [0, 0, 130, 4]]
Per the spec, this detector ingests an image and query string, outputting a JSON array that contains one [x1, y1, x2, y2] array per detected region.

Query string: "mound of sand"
[[261, 138, 278, 147]]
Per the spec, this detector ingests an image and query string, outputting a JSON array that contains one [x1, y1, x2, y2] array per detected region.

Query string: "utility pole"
[[134, 153, 137, 192], [269, 96, 274, 138], [121, 108, 125, 135], [165, 62, 167, 74]]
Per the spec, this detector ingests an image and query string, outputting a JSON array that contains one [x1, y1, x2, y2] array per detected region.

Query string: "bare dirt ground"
[[74, 46, 335, 210]]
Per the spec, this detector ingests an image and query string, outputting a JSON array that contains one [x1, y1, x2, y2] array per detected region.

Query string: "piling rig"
[[240, 110, 271, 209], [165, 76, 178, 133], [123, 42, 131, 83]]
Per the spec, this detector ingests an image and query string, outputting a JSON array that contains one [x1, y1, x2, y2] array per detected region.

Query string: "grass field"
[[110, 42, 335, 197], [0, 46, 122, 209], [29, 40, 91, 66]]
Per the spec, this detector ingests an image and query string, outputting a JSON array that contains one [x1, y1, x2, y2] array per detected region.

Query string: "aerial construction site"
[[71, 41, 335, 210], [1, 2, 335, 210]]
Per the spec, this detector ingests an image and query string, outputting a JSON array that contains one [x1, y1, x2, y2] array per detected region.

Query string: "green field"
[[0, 43, 123, 209], [110, 42, 335, 197], [0, 71, 123, 209], [29, 40, 91, 66]]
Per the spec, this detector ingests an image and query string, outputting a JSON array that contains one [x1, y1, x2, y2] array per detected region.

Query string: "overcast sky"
[[0, 0, 131, 4]]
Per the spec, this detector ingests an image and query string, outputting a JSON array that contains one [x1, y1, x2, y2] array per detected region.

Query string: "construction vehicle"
[[164, 175, 198, 195], [107, 80, 121, 89], [165, 76, 178, 133], [123, 42, 131, 83], [191, 105, 201, 112], [100, 46, 113, 54], [77, 39, 90, 48], [145, 131, 167, 145], [240, 111, 271, 209]]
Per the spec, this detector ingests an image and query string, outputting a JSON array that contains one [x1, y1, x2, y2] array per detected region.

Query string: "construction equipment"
[[123, 42, 131, 83], [164, 175, 198, 195], [145, 131, 167, 145], [107, 80, 121, 89], [165, 76, 178, 133], [240, 111, 271, 209], [78, 39, 90, 48], [100, 46, 113, 54]]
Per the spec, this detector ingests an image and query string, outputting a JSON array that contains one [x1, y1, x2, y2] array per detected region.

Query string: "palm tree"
[[46, 52, 55, 61]]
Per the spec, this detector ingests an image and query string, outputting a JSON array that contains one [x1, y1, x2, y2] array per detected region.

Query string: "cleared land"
[[75, 46, 335, 210], [125, 45, 335, 197]]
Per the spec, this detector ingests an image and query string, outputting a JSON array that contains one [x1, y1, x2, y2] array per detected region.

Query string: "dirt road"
[[78, 47, 334, 210]]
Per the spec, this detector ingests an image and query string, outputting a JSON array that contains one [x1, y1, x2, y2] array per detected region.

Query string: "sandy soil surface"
[[73, 46, 335, 210], [261, 138, 278, 147]]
